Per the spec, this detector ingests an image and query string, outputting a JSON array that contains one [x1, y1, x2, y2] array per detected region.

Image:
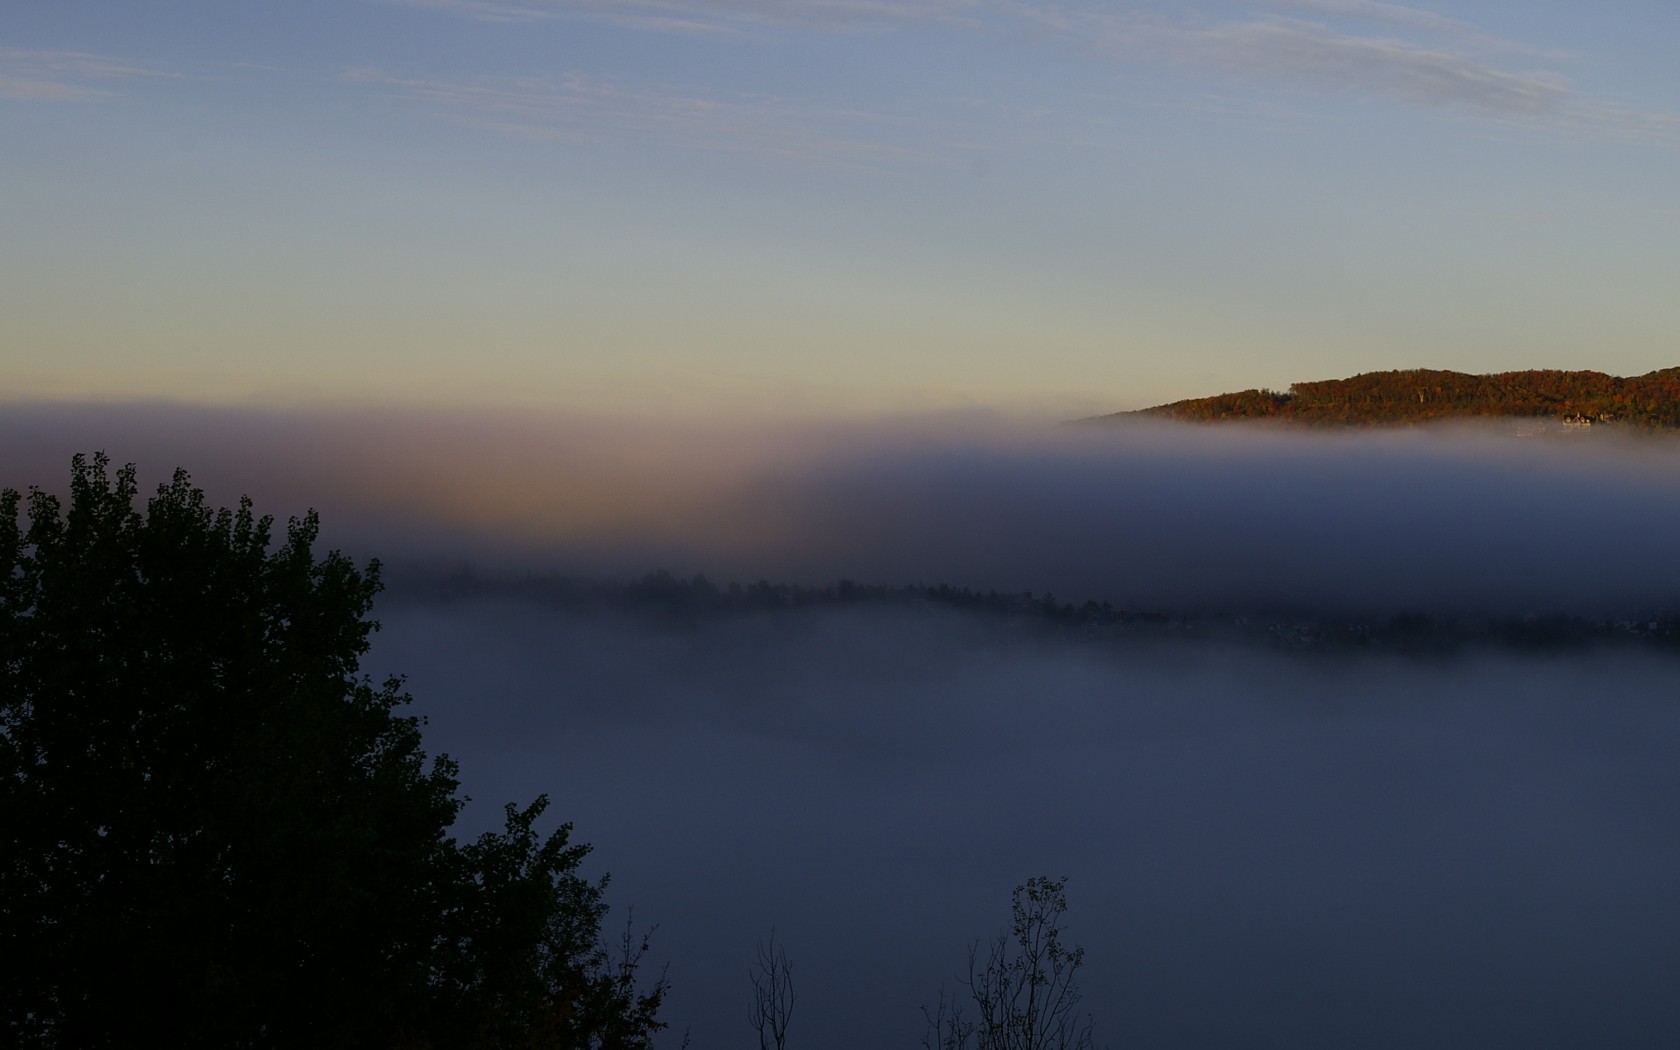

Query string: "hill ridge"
[[1097, 367, 1680, 427]]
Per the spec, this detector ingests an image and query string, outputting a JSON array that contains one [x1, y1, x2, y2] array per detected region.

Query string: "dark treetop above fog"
[[1093, 368, 1680, 427], [0, 454, 668, 1049]]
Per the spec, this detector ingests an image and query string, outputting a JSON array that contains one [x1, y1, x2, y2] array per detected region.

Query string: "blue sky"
[[4, 0, 1677, 417]]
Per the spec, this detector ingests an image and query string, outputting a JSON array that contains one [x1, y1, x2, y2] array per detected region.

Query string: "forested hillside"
[[1113, 367, 1680, 427]]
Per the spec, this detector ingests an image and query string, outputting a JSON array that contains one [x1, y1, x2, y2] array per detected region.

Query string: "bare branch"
[[748, 928, 795, 1050], [927, 877, 1099, 1050]]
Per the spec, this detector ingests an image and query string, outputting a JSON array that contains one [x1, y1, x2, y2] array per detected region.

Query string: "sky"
[[4, 0, 1678, 417]]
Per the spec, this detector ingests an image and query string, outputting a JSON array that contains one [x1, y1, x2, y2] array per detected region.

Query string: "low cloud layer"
[[8, 401, 1680, 617]]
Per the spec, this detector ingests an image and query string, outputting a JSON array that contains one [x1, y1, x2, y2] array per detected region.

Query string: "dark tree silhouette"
[[0, 453, 666, 1049], [748, 929, 794, 1050], [924, 877, 1099, 1050]]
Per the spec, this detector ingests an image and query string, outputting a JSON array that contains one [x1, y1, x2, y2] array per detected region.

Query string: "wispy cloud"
[[1263, 0, 1469, 32], [0, 47, 180, 101], [370, 0, 550, 23], [1544, 97, 1680, 148], [1198, 8, 1680, 145], [1054, 5, 1680, 138], [362, 0, 1677, 144], [375, 0, 984, 32], [0, 74, 105, 101], [344, 65, 941, 169], [375, 0, 1573, 115], [1193, 17, 1566, 114]]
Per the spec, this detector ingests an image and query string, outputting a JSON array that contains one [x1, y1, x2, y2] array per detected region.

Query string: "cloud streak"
[[0, 47, 179, 101], [344, 64, 942, 169], [1254, 0, 1565, 55], [356, 0, 1678, 151], [1065, 4, 1675, 141], [1188, 17, 1565, 114], [375, 0, 985, 32]]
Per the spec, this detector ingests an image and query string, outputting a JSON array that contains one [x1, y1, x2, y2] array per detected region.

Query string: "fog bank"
[[7, 401, 1680, 614], [372, 595, 1680, 1049], [9, 400, 1680, 1045]]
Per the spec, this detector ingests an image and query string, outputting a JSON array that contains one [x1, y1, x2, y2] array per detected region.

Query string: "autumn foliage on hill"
[[1121, 368, 1680, 427]]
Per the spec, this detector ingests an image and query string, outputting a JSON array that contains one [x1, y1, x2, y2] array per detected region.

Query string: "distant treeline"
[[1114, 367, 1680, 427], [382, 564, 1680, 656], [384, 565, 1103, 625]]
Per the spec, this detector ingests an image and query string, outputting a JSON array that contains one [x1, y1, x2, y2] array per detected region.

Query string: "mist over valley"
[[373, 592, 1680, 1048], [8, 402, 1678, 1045], [10, 402, 1680, 619]]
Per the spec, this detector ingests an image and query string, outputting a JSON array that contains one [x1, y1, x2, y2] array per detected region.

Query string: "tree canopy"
[[0, 453, 665, 1049], [1114, 366, 1680, 427]]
